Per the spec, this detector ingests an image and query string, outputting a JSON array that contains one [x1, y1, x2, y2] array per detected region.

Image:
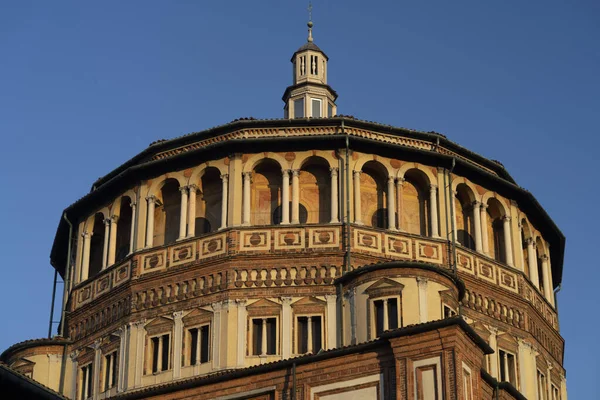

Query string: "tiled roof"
[[0, 337, 71, 363], [0, 362, 68, 399]]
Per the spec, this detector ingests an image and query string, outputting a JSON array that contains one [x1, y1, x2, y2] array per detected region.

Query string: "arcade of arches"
[[77, 158, 555, 306]]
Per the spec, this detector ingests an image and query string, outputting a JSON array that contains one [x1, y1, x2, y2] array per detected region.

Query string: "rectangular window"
[[79, 363, 93, 400], [328, 102, 333, 117], [463, 367, 473, 400], [311, 98, 322, 118], [251, 318, 277, 355], [150, 334, 170, 373], [537, 370, 548, 400], [294, 98, 304, 118], [498, 349, 517, 385], [443, 304, 457, 318], [551, 384, 560, 400], [103, 352, 117, 392], [296, 316, 322, 354], [374, 297, 399, 337], [188, 325, 210, 365]]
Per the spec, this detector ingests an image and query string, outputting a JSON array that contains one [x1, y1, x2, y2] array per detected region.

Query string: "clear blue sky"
[[0, 1, 598, 397]]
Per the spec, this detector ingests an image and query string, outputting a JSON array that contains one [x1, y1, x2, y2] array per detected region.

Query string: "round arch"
[[292, 151, 337, 170], [353, 157, 393, 177], [242, 152, 289, 173], [146, 172, 187, 197], [397, 163, 436, 186]]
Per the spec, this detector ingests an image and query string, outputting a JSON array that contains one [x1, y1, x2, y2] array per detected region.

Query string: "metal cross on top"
[[308, 1, 313, 22]]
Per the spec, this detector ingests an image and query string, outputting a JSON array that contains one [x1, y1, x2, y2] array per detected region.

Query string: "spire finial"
[[307, 2, 313, 42]]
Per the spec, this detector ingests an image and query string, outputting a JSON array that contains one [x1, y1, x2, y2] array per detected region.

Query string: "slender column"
[[325, 294, 337, 350], [116, 325, 127, 392], [429, 184, 439, 237], [281, 170, 290, 224], [396, 178, 404, 230], [128, 203, 136, 254], [145, 196, 156, 247], [517, 222, 526, 272], [546, 361, 554, 400], [102, 218, 111, 268], [178, 186, 188, 240], [450, 191, 458, 242], [291, 170, 300, 224], [330, 168, 339, 223], [82, 365, 89, 400], [69, 351, 79, 399], [81, 232, 91, 281], [541, 255, 552, 301], [307, 316, 313, 353], [387, 177, 396, 230], [382, 299, 389, 331], [281, 297, 292, 358], [172, 311, 183, 378], [488, 326, 499, 378], [417, 277, 428, 323], [195, 328, 201, 365], [517, 339, 529, 396], [211, 302, 222, 369], [353, 171, 362, 224], [156, 336, 163, 372], [133, 320, 145, 387], [503, 216, 514, 266], [472, 201, 483, 252], [107, 354, 114, 390], [261, 318, 268, 356], [92, 340, 102, 399], [481, 203, 490, 255], [220, 174, 229, 229], [187, 185, 198, 237], [503, 353, 510, 382], [108, 215, 119, 266], [527, 238, 540, 288], [242, 172, 252, 226], [236, 300, 247, 367]]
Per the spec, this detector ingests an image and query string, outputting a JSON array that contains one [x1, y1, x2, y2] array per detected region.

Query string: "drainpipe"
[[60, 212, 73, 338], [344, 120, 351, 274], [554, 283, 562, 331], [292, 362, 297, 400], [447, 159, 461, 316], [47, 270, 58, 339]]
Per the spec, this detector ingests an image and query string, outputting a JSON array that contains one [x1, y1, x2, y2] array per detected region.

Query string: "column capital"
[[82, 231, 91, 238], [130, 201, 137, 208], [502, 215, 512, 223], [110, 214, 119, 223], [211, 301, 223, 312], [188, 184, 198, 193], [89, 339, 102, 351], [547, 360, 554, 371], [525, 237, 535, 246], [429, 183, 438, 191], [104, 218, 112, 226], [243, 171, 253, 180], [235, 298, 247, 307], [540, 254, 549, 261], [487, 325, 499, 335], [387, 176, 395, 184], [179, 186, 189, 194], [131, 319, 146, 329], [173, 310, 184, 320], [480, 202, 488, 210], [281, 169, 291, 175], [324, 294, 336, 303], [329, 167, 339, 176], [471, 200, 481, 209], [353, 170, 362, 177], [416, 276, 428, 286], [220, 173, 229, 181], [396, 177, 405, 185], [69, 350, 80, 361], [291, 169, 300, 177], [145, 195, 157, 203], [280, 296, 293, 305]]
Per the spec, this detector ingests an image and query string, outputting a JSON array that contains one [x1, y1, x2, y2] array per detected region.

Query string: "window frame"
[[248, 316, 280, 356], [185, 322, 211, 366], [102, 350, 118, 393], [537, 369, 548, 400], [147, 332, 172, 375], [310, 98, 322, 118], [498, 348, 518, 387], [370, 295, 402, 338], [294, 313, 325, 355], [79, 362, 93, 400]]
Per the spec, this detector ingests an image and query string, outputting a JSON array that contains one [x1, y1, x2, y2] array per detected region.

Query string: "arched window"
[[299, 157, 330, 224], [455, 184, 475, 250], [251, 159, 282, 225], [361, 161, 388, 229], [192, 167, 222, 235], [153, 179, 181, 246], [536, 238, 546, 295], [402, 169, 430, 236], [486, 199, 506, 263], [115, 196, 133, 262], [88, 213, 105, 278]]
